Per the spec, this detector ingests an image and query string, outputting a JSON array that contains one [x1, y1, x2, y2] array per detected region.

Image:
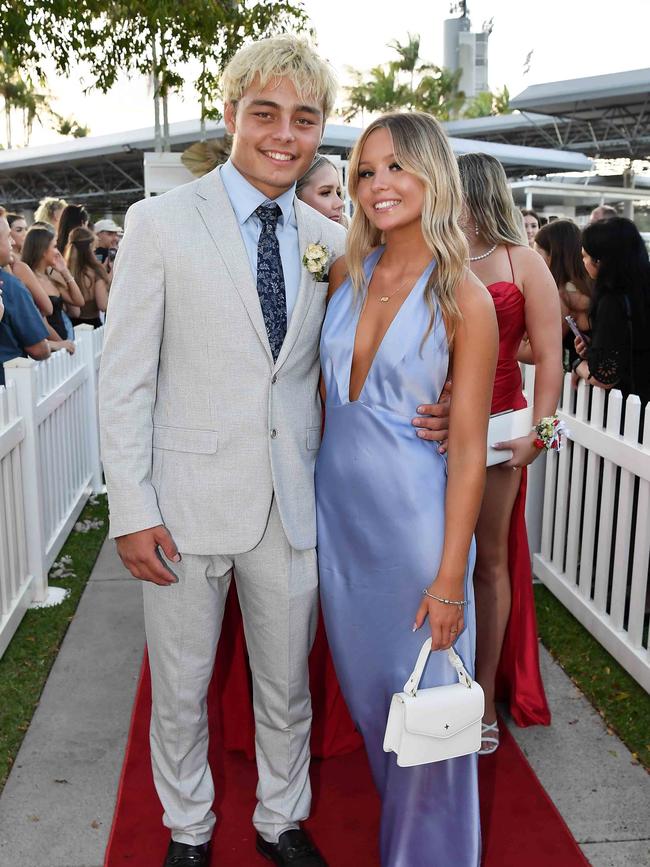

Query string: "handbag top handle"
[[403, 639, 473, 697]]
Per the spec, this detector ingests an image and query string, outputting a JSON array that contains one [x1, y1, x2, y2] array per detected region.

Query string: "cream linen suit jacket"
[[99, 166, 346, 554]]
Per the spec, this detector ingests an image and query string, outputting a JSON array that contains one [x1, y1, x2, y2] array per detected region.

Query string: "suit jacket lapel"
[[195, 167, 272, 362], [274, 200, 316, 371]]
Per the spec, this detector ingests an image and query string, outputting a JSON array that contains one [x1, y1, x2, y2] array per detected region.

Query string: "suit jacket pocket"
[[307, 426, 321, 450], [152, 425, 218, 453]]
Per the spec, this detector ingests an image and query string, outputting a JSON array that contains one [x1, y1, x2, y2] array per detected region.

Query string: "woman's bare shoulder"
[[327, 255, 349, 299], [455, 267, 495, 316], [12, 259, 34, 279], [509, 243, 546, 272]]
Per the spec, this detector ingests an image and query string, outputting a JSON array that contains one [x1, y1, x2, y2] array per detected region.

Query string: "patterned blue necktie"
[[255, 203, 287, 362]]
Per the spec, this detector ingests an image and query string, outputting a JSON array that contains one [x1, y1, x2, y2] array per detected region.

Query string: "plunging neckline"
[[346, 248, 434, 404]]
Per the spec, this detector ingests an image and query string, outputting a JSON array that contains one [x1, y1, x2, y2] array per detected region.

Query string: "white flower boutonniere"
[[302, 242, 330, 282]]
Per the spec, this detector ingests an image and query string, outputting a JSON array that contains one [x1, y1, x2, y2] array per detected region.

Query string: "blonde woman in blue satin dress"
[[315, 112, 498, 866]]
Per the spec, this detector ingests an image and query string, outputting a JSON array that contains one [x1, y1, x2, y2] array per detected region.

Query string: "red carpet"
[[105, 657, 588, 867]]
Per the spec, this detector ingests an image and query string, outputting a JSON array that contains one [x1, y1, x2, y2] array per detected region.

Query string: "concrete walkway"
[[0, 538, 648, 867]]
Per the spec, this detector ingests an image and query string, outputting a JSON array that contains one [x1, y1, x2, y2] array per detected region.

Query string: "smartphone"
[[565, 315, 588, 343]]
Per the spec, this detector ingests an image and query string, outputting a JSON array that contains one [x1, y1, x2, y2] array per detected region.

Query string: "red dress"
[[486, 248, 551, 727]]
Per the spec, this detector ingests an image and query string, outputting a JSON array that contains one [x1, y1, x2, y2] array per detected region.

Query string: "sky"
[[20, 0, 650, 147]]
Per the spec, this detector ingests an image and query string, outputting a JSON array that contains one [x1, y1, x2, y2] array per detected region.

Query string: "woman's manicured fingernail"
[[413, 418, 422, 426], [417, 430, 426, 438], [412, 623, 418, 632], [172, 553, 181, 563], [417, 406, 425, 413]]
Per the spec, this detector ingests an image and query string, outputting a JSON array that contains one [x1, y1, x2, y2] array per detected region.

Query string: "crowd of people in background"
[[518, 202, 650, 411], [0, 197, 119, 384], [1, 163, 649, 410]]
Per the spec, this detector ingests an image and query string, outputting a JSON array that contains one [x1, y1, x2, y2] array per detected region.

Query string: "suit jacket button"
[[271, 375, 277, 384], [270, 428, 278, 439]]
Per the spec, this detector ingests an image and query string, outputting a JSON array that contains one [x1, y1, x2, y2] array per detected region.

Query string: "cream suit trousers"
[[142, 500, 319, 846]]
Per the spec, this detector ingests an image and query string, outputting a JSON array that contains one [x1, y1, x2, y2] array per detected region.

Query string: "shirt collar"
[[220, 159, 296, 226]]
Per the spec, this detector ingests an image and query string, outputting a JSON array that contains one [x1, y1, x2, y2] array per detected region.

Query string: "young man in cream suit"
[[100, 34, 447, 867], [100, 37, 344, 867]]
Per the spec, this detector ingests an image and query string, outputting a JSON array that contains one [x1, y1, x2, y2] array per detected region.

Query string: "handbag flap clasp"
[[401, 683, 484, 738]]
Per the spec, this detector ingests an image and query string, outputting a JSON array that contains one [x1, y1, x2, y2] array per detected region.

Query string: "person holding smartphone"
[[531, 219, 592, 370], [573, 217, 650, 409], [93, 218, 121, 274]]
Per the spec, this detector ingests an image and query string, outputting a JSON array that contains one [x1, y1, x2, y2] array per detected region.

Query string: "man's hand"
[[50, 339, 75, 354], [412, 379, 451, 453], [116, 525, 181, 586]]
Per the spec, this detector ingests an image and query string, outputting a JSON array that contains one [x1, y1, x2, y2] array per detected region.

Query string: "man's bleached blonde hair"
[[347, 111, 468, 344], [222, 35, 338, 122], [457, 153, 527, 247]]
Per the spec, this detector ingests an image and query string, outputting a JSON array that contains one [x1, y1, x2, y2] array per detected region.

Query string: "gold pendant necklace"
[[377, 278, 411, 303]]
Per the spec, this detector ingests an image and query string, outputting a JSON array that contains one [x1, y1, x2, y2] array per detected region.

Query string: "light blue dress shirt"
[[220, 159, 301, 323]]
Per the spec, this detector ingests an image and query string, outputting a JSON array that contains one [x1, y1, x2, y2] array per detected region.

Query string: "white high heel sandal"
[[478, 720, 500, 755]]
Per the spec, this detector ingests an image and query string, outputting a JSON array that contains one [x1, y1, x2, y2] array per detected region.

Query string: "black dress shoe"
[[163, 840, 210, 866], [256, 828, 327, 866]]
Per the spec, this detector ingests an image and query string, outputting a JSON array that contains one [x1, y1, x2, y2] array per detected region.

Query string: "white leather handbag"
[[487, 407, 533, 466], [383, 639, 484, 767]]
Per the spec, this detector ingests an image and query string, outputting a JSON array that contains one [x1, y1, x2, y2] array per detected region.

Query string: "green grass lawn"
[[534, 583, 650, 769], [0, 493, 109, 792]]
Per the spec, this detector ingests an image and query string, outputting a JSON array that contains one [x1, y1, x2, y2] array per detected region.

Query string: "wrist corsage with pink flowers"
[[532, 415, 568, 451]]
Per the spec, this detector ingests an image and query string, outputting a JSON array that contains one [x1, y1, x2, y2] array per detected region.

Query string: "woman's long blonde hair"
[[457, 153, 527, 247], [347, 112, 467, 342]]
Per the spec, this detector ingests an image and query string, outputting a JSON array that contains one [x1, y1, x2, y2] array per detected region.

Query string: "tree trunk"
[[151, 37, 162, 153], [162, 90, 170, 152], [5, 101, 12, 149], [199, 59, 207, 143]]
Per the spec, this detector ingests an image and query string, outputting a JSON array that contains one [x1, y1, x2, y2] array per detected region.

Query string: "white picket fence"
[[0, 325, 104, 658], [1, 338, 649, 693], [533, 374, 650, 692]]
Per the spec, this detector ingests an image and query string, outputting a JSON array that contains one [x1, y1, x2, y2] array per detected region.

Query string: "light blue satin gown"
[[316, 248, 480, 867]]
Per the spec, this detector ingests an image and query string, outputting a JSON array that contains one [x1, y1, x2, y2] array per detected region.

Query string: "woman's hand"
[[574, 335, 588, 358], [413, 580, 465, 650], [51, 249, 68, 274], [491, 431, 540, 469]]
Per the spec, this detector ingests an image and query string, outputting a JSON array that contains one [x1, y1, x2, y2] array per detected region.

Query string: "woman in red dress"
[[458, 154, 563, 751]]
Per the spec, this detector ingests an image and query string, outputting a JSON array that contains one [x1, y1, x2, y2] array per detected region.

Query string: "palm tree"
[[0, 50, 37, 148], [0, 49, 87, 147], [462, 85, 511, 119], [414, 67, 465, 120], [341, 34, 464, 122], [342, 66, 412, 122], [387, 33, 425, 90]]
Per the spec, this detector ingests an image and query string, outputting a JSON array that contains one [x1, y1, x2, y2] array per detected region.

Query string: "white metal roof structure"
[[509, 68, 650, 158], [0, 118, 590, 214], [447, 136, 590, 172], [510, 178, 650, 213], [445, 68, 650, 160]]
